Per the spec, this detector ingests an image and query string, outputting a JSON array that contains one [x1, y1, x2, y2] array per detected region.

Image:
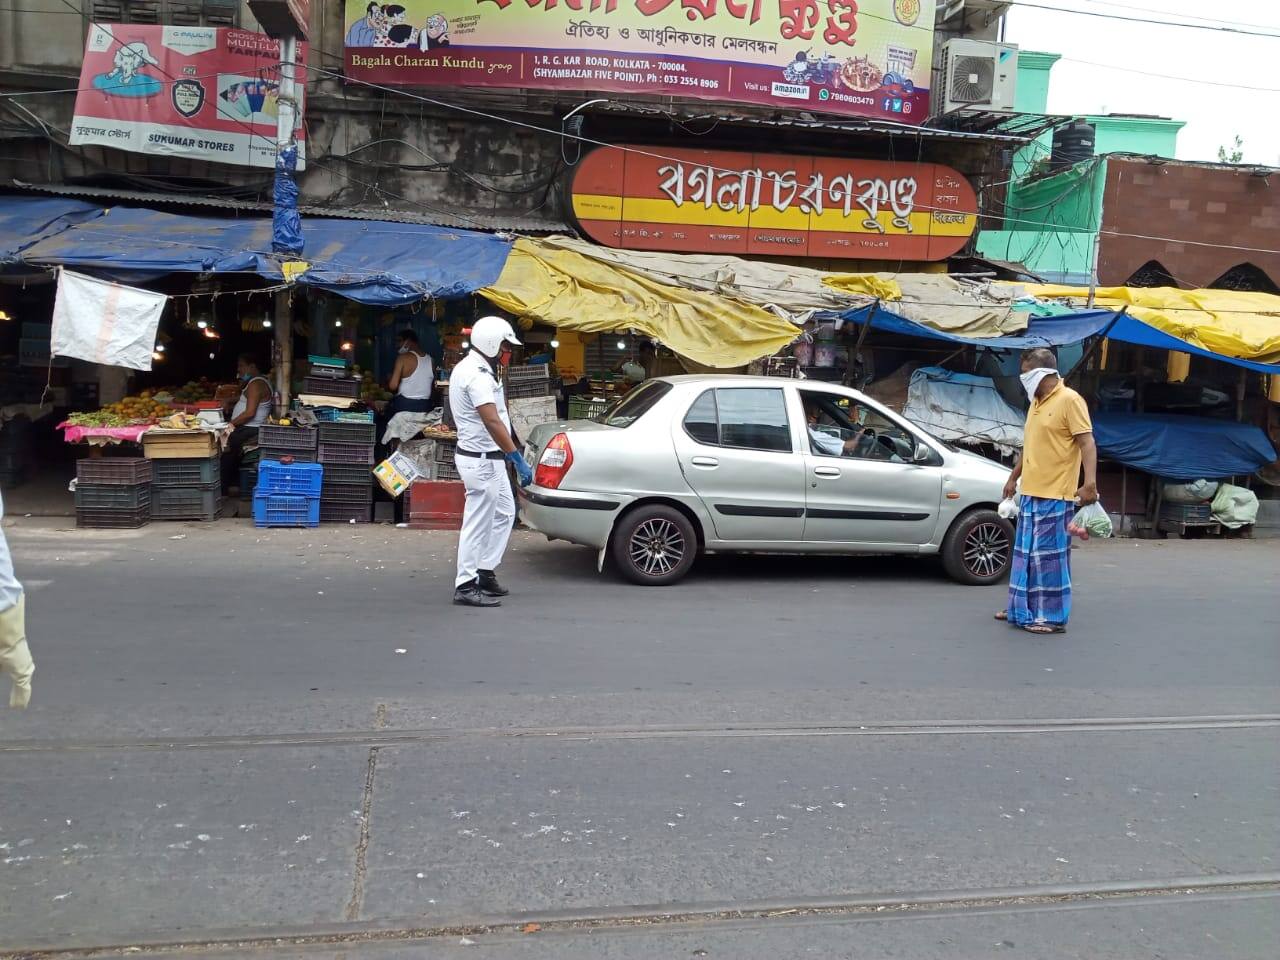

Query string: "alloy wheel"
[[962, 521, 1011, 579], [629, 518, 686, 578]]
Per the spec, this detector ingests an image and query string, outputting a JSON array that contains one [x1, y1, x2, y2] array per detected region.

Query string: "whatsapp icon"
[[818, 88, 830, 101]]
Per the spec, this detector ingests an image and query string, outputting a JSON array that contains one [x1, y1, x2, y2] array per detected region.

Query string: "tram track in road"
[[7, 875, 1280, 959], [2, 713, 1278, 754]]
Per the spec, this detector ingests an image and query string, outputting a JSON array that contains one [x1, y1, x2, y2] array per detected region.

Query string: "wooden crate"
[[143, 430, 217, 459]]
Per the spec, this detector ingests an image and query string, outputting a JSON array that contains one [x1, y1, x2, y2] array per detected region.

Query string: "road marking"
[[3, 714, 1278, 754], [8, 875, 1280, 958]]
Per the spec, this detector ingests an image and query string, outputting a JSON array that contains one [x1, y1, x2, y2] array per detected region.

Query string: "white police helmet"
[[469, 315, 521, 358]]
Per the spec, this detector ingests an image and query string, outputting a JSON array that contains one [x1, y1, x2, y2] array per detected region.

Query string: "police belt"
[[456, 448, 506, 461]]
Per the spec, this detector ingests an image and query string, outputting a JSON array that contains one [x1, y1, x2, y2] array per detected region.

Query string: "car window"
[[715, 388, 792, 453], [683, 389, 719, 445], [802, 392, 916, 462], [602, 380, 672, 428]]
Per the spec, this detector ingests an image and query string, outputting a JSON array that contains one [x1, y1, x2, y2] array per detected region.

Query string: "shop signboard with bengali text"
[[69, 24, 306, 170], [568, 145, 977, 260], [344, 0, 933, 122]]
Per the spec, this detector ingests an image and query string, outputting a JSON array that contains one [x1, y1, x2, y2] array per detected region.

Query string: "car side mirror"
[[913, 442, 932, 463]]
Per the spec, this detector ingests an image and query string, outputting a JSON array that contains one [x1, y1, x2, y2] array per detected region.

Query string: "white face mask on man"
[[1019, 367, 1059, 402]]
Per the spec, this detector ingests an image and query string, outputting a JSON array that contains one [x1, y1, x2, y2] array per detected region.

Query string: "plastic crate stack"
[[150, 454, 223, 521], [75, 458, 152, 529], [253, 459, 322, 528], [0, 416, 33, 490], [258, 423, 318, 464], [504, 363, 555, 400], [432, 437, 459, 482], [317, 419, 376, 522]]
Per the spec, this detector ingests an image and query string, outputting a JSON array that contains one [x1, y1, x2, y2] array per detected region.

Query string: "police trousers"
[[455, 455, 515, 588]]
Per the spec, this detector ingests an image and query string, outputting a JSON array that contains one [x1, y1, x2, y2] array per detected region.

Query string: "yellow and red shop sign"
[[568, 146, 977, 261]]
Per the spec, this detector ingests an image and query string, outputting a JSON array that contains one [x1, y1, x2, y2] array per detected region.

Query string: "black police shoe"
[[453, 581, 501, 607], [478, 570, 510, 597]]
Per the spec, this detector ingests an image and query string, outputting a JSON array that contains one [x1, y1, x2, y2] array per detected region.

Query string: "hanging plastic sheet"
[[1011, 284, 1280, 369], [16, 204, 512, 304], [481, 238, 799, 368], [1092, 412, 1277, 481], [900, 366, 1026, 454]]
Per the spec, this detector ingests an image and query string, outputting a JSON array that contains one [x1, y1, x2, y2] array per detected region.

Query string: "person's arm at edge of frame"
[[1074, 432, 1099, 505]]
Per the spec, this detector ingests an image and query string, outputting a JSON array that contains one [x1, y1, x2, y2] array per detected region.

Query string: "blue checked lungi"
[[1007, 496, 1072, 627]]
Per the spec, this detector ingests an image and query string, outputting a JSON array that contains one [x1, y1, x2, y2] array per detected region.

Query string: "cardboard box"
[[373, 450, 424, 498]]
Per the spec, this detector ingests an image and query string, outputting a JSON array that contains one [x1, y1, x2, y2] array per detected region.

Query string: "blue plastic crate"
[[257, 459, 324, 497], [252, 493, 320, 528]]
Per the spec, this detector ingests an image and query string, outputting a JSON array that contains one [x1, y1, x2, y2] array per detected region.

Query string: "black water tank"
[[1050, 121, 1096, 171]]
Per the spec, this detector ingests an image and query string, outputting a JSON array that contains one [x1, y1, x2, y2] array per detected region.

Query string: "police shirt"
[[449, 350, 510, 454]]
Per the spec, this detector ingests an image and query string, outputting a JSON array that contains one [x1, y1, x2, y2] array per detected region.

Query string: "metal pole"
[[271, 34, 300, 416], [849, 300, 878, 387], [1087, 229, 1102, 308], [275, 34, 298, 162], [274, 291, 292, 415]]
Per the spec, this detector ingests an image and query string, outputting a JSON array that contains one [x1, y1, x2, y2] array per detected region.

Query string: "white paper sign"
[[51, 269, 166, 371]]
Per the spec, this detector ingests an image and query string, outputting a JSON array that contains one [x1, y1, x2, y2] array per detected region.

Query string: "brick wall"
[[1098, 156, 1280, 289]]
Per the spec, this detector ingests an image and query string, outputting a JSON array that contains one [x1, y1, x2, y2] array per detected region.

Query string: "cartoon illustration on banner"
[[568, 146, 976, 260], [70, 24, 306, 170], [343, 0, 934, 122]]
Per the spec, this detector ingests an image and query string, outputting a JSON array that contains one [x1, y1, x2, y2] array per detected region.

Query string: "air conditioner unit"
[[939, 39, 1018, 114]]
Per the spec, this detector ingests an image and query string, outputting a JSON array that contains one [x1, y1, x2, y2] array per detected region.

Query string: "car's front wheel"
[[942, 509, 1014, 585], [612, 505, 697, 586]]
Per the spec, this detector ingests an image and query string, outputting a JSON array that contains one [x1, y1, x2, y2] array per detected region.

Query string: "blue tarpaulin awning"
[[832, 303, 1119, 350], [1106, 312, 1280, 376], [1093, 413, 1277, 480], [8, 202, 512, 305], [0, 197, 105, 263]]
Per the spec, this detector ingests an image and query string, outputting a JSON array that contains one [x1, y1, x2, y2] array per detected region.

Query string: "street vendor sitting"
[[222, 353, 272, 491]]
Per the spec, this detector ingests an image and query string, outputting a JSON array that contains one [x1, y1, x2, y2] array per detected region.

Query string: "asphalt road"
[[1, 520, 1277, 959]]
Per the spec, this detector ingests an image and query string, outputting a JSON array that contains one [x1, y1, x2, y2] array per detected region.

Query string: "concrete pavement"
[[1, 521, 1276, 957]]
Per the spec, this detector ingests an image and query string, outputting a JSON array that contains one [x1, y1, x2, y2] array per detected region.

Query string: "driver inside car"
[[804, 399, 872, 457]]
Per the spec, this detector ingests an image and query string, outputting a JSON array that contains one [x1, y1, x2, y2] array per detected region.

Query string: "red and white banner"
[[69, 24, 306, 170]]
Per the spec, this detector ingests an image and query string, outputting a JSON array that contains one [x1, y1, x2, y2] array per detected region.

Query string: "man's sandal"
[[1021, 624, 1066, 635]]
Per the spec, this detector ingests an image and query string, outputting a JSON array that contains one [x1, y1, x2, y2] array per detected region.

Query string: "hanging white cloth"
[[50, 268, 166, 371]]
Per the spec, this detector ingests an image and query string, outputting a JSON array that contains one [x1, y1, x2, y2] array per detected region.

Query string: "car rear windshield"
[[601, 380, 672, 428]]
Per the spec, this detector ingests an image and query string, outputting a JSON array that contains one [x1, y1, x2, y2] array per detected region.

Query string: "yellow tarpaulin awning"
[[1014, 284, 1280, 365], [481, 238, 800, 369]]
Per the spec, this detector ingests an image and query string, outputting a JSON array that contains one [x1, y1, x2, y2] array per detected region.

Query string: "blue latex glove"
[[505, 450, 534, 487]]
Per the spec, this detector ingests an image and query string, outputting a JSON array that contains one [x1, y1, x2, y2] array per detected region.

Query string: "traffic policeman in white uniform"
[[450, 315, 535, 607]]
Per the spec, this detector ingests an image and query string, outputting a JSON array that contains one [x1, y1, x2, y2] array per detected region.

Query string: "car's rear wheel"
[[612, 505, 697, 586], [942, 509, 1013, 585]]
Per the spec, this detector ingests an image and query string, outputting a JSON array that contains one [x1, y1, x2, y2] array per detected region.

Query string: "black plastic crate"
[[151, 456, 220, 489], [152, 486, 222, 521], [317, 420, 376, 444], [74, 483, 152, 510], [320, 480, 373, 504], [303, 376, 361, 398], [320, 501, 373, 523], [506, 363, 552, 382], [239, 467, 258, 494], [257, 424, 318, 450], [506, 378, 555, 399], [318, 441, 375, 465], [76, 457, 152, 485], [433, 439, 457, 464], [318, 462, 370, 484], [260, 447, 318, 463], [76, 504, 150, 529]]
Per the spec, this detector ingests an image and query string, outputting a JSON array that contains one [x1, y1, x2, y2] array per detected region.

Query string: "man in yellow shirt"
[[996, 348, 1098, 634]]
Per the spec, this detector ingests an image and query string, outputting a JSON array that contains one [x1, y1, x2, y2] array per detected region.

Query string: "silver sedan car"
[[520, 375, 1013, 586]]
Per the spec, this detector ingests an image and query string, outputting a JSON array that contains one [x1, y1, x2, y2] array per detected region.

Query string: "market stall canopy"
[[0, 196, 103, 264], [9, 202, 512, 305], [831, 302, 1119, 351], [1011, 284, 1280, 373], [481, 238, 799, 369], [534, 237, 1030, 336], [1092, 413, 1277, 481]]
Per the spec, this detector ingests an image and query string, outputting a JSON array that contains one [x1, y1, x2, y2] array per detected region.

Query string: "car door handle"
[[690, 456, 719, 468], [813, 466, 841, 478]]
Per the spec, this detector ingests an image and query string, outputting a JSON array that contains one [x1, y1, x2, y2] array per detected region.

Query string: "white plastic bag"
[[1069, 501, 1113, 540], [997, 497, 1019, 520]]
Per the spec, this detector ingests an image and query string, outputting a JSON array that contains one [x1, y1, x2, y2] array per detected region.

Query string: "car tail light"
[[534, 433, 573, 489]]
